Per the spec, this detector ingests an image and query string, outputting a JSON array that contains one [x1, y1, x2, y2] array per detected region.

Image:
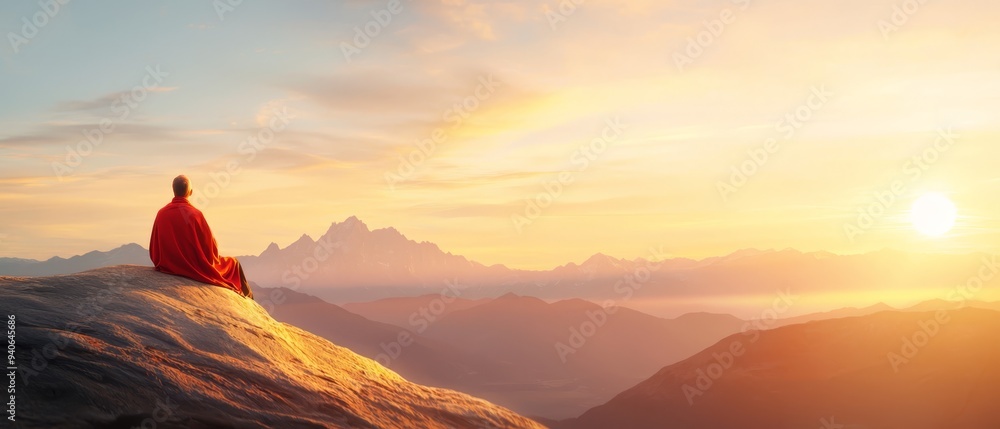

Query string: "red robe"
[[150, 197, 249, 297]]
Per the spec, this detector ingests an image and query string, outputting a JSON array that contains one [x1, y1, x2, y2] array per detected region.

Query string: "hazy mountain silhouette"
[[5, 223, 997, 424], [0, 266, 543, 429], [901, 299, 1000, 313], [343, 294, 491, 328], [560, 308, 1000, 429], [233, 220, 998, 314], [263, 287, 745, 419], [253, 285, 513, 389], [4, 217, 995, 315], [418, 294, 745, 419], [238, 216, 516, 302], [771, 302, 896, 328], [0, 243, 150, 275]]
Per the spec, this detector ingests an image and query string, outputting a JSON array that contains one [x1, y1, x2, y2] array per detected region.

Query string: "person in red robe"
[[150, 175, 253, 298]]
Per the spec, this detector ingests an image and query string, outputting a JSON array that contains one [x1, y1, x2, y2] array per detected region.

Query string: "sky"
[[1, 0, 998, 269]]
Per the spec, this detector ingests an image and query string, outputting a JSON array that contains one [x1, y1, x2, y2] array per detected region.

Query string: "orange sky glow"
[[1, 0, 998, 269]]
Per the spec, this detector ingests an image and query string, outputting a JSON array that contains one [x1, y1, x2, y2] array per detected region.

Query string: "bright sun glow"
[[910, 193, 958, 237]]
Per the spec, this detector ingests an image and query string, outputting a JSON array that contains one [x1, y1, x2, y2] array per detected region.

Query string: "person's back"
[[150, 175, 252, 298]]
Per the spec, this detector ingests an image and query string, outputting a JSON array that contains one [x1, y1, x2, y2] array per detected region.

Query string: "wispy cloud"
[[1, 0, 998, 267]]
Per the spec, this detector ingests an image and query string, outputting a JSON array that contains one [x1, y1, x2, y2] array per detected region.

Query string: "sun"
[[910, 193, 957, 237]]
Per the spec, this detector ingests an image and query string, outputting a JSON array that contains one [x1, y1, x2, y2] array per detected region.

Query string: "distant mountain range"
[[3, 216, 995, 314], [0, 243, 151, 275], [260, 282, 1000, 421], [417, 294, 744, 419], [257, 286, 743, 420], [239, 216, 516, 301], [254, 285, 515, 390], [0, 237, 1000, 422], [559, 308, 1000, 429]]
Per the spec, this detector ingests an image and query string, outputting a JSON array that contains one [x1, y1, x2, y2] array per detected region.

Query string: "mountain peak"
[[342, 215, 368, 229], [0, 266, 543, 428], [579, 253, 623, 272], [291, 233, 314, 246], [261, 242, 280, 255], [325, 215, 371, 237], [118, 243, 146, 251], [583, 253, 616, 264], [490, 293, 548, 307], [497, 292, 522, 300]]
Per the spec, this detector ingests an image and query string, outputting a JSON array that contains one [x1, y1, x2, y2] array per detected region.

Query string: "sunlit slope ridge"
[[562, 308, 1000, 429], [0, 266, 544, 429]]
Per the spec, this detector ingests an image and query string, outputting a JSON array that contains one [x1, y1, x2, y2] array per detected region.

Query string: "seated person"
[[149, 175, 253, 298]]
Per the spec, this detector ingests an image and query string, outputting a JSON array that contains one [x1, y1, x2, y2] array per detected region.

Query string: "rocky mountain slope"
[[0, 266, 543, 429], [561, 308, 1000, 429]]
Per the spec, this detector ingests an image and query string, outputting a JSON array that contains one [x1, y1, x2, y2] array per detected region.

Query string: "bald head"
[[172, 175, 192, 198]]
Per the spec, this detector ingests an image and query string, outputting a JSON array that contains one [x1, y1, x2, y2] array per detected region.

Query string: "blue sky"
[[1, 0, 998, 268]]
